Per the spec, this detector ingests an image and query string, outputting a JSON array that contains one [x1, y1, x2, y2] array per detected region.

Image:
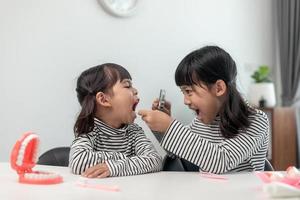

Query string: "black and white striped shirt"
[[161, 109, 269, 174], [69, 118, 162, 176]]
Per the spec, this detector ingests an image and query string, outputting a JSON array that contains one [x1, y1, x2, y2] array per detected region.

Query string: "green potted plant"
[[248, 65, 276, 107], [251, 65, 271, 83]]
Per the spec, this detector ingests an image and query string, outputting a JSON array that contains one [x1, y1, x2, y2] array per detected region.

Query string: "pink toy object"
[[10, 132, 63, 184], [199, 172, 228, 180], [76, 178, 120, 192], [256, 166, 300, 189]]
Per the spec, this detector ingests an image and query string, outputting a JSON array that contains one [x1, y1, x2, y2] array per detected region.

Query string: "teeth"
[[19, 149, 25, 155], [16, 155, 23, 166], [16, 134, 39, 166], [24, 172, 59, 180], [33, 140, 40, 163]]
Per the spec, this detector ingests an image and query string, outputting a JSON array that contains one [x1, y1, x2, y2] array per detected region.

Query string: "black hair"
[[175, 46, 253, 138], [74, 63, 131, 136]]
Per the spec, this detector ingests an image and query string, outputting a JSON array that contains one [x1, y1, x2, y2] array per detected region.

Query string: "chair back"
[[264, 159, 274, 171], [37, 147, 70, 167]]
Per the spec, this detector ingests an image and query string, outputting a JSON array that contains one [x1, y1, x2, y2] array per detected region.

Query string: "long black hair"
[[175, 46, 253, 138], [74, 63, 131, 136]]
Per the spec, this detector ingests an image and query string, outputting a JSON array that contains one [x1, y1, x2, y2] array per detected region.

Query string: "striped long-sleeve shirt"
[[69, 118, 162, 176], [161, 109, 269, 174]]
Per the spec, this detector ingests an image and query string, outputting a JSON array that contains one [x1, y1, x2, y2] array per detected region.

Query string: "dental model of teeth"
[[286, 166, 300, 178], [256, 166, 300, 198], [10, 132, 63, 184]]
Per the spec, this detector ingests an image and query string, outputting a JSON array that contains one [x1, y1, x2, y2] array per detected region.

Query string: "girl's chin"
[[127, 111, 137, 124], [132, 111, 137, 119], [133, 111, 137, 117]]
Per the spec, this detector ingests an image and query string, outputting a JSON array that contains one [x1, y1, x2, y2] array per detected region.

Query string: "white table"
[[0, 162, 268, 200]]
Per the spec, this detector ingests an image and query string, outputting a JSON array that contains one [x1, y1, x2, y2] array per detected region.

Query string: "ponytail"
[[219, 84, 253, 138], [74, 94, 96, 136]]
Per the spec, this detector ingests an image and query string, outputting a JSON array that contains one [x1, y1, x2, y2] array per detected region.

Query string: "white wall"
[[0, 0, 276, 161]]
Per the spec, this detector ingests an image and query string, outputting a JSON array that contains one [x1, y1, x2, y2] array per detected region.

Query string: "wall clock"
[[98, 0, 138, 17]]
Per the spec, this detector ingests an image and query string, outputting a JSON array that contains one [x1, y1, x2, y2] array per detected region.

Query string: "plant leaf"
[[251, 65, 271, 83]]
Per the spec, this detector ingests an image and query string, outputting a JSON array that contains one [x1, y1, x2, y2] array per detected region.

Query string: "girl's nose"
[[133, 87, 138, 95], [184, 95, 191, 105]]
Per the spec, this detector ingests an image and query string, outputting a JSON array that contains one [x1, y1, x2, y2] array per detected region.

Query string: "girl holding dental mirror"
[[139, 46, 269, 174]]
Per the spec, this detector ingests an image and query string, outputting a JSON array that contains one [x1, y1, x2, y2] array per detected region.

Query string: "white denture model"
[[10, 132, 63, 184]]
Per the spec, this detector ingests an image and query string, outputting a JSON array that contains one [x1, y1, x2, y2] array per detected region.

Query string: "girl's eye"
[[185, 90, 193, 96], [180, 87, 193, 95], [124, 83, 132, 88]]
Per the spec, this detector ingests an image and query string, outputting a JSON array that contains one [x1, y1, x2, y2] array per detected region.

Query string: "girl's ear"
[[214, 80, 227, 97], [95, 92, 112, 107]]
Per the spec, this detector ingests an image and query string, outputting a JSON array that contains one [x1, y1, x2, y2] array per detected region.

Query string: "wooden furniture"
[[262, 107, 297, 170]]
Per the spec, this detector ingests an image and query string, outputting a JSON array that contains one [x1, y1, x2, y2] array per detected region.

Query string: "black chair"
[[37, 147, 70, 167], [162, 154, 200, 172], [162, 154, 185, 171], [153, 131, 199, 172], [164, 157, 274, 172], [264, 158, 274, 171]]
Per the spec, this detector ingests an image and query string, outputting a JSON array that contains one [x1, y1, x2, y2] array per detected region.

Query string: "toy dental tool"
[[158, 89, 166, 111], [10, 132, 63, 184], [152, 89, 167, 142]]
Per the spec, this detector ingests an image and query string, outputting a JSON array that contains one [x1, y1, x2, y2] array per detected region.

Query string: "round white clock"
[[98, 0, 139, 17]]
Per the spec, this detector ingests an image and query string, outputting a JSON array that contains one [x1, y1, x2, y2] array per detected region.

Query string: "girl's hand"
[[138, 109, 173, 133], [152, 98, 171, 116], [82, 163, 110, 178]]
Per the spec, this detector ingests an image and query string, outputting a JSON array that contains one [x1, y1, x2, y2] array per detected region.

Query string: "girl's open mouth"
[[132, 99, 139, 111]]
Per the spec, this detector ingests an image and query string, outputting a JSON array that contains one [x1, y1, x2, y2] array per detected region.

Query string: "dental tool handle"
[[153, 89, 166, 142], [153, 90, 177, 162], [158, 89, 166, 111]]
